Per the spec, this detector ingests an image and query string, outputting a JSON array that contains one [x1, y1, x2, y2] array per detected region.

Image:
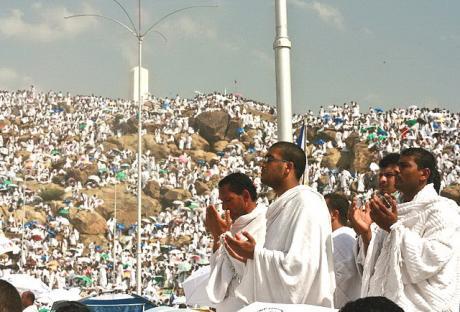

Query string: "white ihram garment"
[[235, 185, 335, 307], [206, 204, 267, 312]]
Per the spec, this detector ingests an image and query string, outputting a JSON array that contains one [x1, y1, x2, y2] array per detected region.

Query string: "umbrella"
[[177, 262, 192, 273], [87, 175, 101, 183], [405, 119, 418, 127], [74, 275, 93, 286], [178, 154, 188, 164], [116, 223, 126, 231], [0, 236, 20, 255], [58, 208, 70, 216], [3, 274, 51, 297], [116, 171, 127, 181], [374, 107, 384, 113], [120, 163, 130, 169]]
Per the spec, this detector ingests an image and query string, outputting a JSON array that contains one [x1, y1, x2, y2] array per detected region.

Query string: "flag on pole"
[[296, 122, 309, 185]]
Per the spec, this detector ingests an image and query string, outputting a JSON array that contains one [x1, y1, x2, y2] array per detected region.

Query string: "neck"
[[331, 221, 343, 232], [274, 180, 299, 197], [402, 183, 427, 202]]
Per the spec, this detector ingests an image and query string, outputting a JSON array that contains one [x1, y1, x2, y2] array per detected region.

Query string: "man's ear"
[[420, 167, 431, 183], [330, 209, 339, 221], [242, 189, 250, 201]]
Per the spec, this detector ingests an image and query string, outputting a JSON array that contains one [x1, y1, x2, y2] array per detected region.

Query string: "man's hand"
[[205, 205, 231, 240], [223, 231, 256, 263], [348, 197, 373, 244], [369, 194, 398, 232]]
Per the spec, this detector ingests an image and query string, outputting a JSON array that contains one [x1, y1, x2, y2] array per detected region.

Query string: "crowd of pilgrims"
[[0, 86, 459, 307]]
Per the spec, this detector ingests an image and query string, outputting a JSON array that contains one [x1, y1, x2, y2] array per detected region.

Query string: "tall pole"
[[274, 0, 293, 142], [65, 1, 217, 296], [113, 184, 117, 285], [136, 0, 143, 295]]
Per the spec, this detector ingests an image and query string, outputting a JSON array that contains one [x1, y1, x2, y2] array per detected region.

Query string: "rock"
[[144, 180, 160, 199], [441, 184, 460, 205], [161, 188, 192, 207], [344, 131, 360, 150], [314, 129, 336, 145], [69, 208, 107, 235], [336, 150, 354, 170], [194, 180, 210, 195], [321, 148, 341, 168], [1, 206, 47, 225], [353, 142, 379, 172], [188, 150, 219, 163], [88, 185, 162, 225], [212, 140, 229, 153], [194, 111, 234, 144], [244, 107, 275, 123], [80, 234, 109, 252], [240, 129, 258, 147], [225, 118, 242, 141], [116, 134, 138, 152], [143, 134, 170, 159], [190, 133, 210, 151]]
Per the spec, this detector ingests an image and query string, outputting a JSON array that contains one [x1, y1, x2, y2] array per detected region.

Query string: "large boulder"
[[161, 188, 192, 207], [188, 150, 219, 163], [87, 185, 162, 225], [143, 135, 170, 159], [194, 111, 242, 144], [144, 180, 160, 199], [352, 142, 379, 172], [194, 180, 210, 195], [441, 184, 460, 205], [69, 209, 107, 235], [344, 131, 361, 150], [321, 148, 341, 168], [314, 129, 337, 145], [190, 134, 210, 151], [212, 140, 229, 153]]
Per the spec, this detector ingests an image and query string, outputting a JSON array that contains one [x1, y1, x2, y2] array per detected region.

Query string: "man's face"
[[260, 148, 288, 188], [396, 155, 424, 195], [378, 164, 399, 194], [218, 184, 246, 221]]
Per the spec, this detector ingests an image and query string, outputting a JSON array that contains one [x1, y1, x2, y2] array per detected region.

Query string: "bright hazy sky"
[[1, 1, 459, 114]]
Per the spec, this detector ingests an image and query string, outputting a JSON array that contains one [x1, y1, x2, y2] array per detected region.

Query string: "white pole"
[[274, 0, 293, 142], [136, 0, 143, 295], [113, 184, 117, 286]]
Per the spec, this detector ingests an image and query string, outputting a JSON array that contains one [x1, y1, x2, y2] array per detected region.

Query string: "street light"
[[65, 0, 217, 295]]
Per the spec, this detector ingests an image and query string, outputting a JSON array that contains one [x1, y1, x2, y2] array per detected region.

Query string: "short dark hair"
[[379, 153, 400, 169], [218, 172, 257, 201], [339, 296, 404, 312], [0, 280, 22, 312], [324, 193, 349, 225], [270, 141, 306, 180], [400, 148, 441, 193], [52, 301, 90, 312]]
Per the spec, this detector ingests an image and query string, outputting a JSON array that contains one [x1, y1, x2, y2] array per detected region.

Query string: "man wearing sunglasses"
[[224, 141, 335, 308]]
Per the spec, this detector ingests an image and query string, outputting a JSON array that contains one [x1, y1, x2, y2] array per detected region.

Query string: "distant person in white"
[[324, 193, 361, 308], [224, 141, 335, 307], [205, 172, 266, 312], [349, 148, 460, 311], [21, 291, 38, 312]]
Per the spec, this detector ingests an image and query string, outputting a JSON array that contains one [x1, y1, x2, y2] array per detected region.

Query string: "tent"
[[80, 294, 155, 312]]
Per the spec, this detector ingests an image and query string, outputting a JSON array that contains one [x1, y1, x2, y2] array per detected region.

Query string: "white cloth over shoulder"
[[235, 185, 335, 307], [206, 204, 267, 312], [331, 226, 360, 309], [357, 184, 460, 311]]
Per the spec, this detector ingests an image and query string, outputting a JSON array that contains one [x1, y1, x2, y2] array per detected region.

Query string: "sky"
[[0, 0, 459, 114]]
